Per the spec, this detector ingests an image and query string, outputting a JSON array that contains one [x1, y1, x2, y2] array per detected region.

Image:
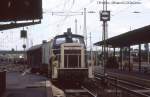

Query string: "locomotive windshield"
[[54, 35, 85, 46]]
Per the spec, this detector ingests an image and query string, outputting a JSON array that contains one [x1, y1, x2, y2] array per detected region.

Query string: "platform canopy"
[[0, 21, 41, 31], [94, 25, 150, 48]]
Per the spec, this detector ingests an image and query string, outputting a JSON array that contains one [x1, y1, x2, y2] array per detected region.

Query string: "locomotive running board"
[[58, 68, 88, 69], [65, 89, 87, 93]]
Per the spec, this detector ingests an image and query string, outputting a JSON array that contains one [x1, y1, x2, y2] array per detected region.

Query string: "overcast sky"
[[0, 0, 150, 50]]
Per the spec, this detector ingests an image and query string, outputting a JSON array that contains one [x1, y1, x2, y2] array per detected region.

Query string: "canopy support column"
[[128, 46, 131, 72], [120, 47, 123, 70], [139, 44, 141, 72], [113, 48, 116, 58]]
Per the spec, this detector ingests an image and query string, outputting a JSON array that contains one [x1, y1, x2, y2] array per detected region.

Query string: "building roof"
[[94, 25, 150, 47], [27, 44, 42, 51]]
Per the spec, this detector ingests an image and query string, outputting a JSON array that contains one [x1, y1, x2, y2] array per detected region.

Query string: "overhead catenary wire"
[[42, 0, 97, 38]]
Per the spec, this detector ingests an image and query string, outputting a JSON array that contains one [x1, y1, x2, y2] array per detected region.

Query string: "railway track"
[[52, 81, 97, 97], [94, 71, 150, 97], [95, 73, 149, 90], [107, 71, 150, 88], [94, 66, 150, 88], [53, 66, 150, 97]]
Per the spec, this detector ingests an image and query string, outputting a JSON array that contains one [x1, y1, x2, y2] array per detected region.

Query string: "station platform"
[[1, 71, 57, 97]]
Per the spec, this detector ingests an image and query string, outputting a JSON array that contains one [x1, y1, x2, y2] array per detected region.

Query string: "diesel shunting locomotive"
[[27, 28, 93, 83]]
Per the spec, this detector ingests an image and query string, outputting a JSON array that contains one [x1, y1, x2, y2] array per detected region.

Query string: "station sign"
[[100, 11, 110, 21]]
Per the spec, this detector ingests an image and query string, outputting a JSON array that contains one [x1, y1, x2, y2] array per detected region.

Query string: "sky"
[[0, 0, 150, 50]]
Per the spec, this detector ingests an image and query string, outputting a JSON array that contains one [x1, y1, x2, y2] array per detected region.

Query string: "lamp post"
[[100, 0, 110, 75], [98, 0, 110, 96], [22, 44, 26, 67]]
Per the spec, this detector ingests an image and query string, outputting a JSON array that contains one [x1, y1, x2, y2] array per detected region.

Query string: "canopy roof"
[[0, 21, 41, 31], [94, 25, 150, 47]]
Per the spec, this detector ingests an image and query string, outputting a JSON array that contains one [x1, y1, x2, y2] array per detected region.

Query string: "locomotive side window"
[[72, 38, 80, 43], [55, 37, 66, 45], [72, 37, 84, 44]]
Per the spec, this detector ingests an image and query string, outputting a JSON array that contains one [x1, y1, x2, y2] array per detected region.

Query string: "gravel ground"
[[0, 64, 26, 72]]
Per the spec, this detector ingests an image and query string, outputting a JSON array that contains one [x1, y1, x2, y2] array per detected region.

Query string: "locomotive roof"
[[54, 33, 84, 39]]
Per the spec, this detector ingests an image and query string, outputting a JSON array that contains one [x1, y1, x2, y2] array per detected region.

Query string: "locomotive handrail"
[[58, 68, 88, 69], [53, 53, 92, 68]]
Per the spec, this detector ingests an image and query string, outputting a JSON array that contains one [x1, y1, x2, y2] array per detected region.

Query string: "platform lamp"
[[22, 44, 26, 67]]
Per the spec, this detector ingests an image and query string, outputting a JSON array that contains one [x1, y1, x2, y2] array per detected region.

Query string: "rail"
[[64, 88, 96, 97], [81, 86, 97, 97]]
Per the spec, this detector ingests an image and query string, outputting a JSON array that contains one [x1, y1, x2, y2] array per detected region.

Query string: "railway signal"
[[20, 30, 27, 38]]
